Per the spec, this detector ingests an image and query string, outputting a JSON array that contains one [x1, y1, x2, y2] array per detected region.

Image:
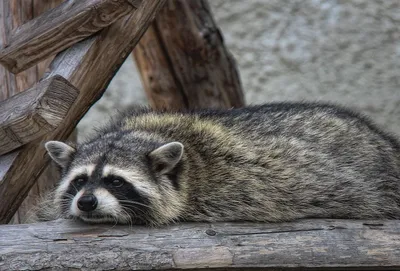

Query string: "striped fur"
[[38, 102, 400, 225]]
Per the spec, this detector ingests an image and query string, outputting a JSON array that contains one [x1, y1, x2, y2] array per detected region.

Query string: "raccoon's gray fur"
[[42, 102, 400, 226]]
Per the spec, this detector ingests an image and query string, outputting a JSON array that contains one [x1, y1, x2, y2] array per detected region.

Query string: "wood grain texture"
[[0, 0, 141, 74], [0, 0, 166, 224], [133, 0, 245, 111], [1, 0, 73, 225], [0, 219, 399, 270], [0, 0, 39, 101], [34, 0, 70, 79], [0, 75, 78, 155], [7, 0, 70, 225]]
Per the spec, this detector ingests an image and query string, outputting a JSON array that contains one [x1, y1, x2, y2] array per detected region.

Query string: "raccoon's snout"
[[77, 194, 98, 212]]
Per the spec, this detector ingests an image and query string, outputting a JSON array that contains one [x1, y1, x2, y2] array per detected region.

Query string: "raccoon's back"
[[194, 102, 400, 154], [111, 102, 400, 159]]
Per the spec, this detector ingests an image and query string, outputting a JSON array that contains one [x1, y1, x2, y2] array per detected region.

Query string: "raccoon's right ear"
[[45, 141, 76, 168], [148, 142, 184, 175]]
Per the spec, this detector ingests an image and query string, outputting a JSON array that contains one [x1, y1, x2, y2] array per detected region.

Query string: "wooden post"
[[0, 0, 166, 224], [133, 0, 245, 111], [0, 219, 399, 270]]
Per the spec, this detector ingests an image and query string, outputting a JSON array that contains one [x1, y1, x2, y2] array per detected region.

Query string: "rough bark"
[[0, 0, 166, 224], [0, 75, 78, 155], [0, 0, 141, 74], [133, 0, 245, 111], [0, 219, 399, 270]]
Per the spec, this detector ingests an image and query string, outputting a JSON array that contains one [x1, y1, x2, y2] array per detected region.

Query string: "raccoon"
[[42, 102, 400, 226]]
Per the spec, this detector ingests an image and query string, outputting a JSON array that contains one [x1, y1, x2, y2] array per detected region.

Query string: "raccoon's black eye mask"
[[103, 176, 126, 188], [71, 175, 127, 190]]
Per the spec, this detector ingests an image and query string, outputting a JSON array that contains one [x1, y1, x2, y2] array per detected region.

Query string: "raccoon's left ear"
[[148, 142, 184, 174], [45, 141, 76, 168]]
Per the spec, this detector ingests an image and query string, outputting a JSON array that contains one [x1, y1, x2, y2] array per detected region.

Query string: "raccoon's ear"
[[45, 141, 76, 168], [148, 142, 184, 174]]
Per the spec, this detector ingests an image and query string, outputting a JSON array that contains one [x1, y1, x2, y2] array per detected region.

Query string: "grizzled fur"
[[40, 102, 400, 226]]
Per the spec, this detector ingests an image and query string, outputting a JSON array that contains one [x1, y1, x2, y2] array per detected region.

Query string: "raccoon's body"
[[43, 102, 400, 225]]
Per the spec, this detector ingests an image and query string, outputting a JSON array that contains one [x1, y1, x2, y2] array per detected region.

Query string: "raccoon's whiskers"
[[120, 207, 134, 228], [118, 200, 152, 217], [118, 199, 155, 211]]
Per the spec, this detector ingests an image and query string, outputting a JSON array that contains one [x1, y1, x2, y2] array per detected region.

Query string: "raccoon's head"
[[44, 134, 186, 226]]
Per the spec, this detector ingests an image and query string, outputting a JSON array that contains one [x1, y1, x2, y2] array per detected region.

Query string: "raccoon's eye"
[[111, 179, 124, 187], [103, 177, 125, 188], [73, 177, 87, 187]]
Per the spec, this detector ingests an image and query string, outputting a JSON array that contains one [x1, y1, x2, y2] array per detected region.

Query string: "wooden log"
[[2, 0, 72, 225], [0, 0, 166, 224], [133, 0, 245, 111], [0, 219, 399, 270], [0, 75, 78, 156], [0, 0, 142, 74]]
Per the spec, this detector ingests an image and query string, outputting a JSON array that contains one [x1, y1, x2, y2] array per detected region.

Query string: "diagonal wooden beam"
[[0, 0, 142, 74], [0, 75, 78, 156], [0, 0, 166, 224], [0, 219, 399, 270]]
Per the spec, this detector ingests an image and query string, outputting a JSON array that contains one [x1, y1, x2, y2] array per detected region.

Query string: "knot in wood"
[[205, 229, 216, 236]]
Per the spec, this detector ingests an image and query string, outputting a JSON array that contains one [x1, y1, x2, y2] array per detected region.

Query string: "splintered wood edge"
[[0, 0, 141, 74], [0, 219, 399, 270], [0, 75, 79, 156]]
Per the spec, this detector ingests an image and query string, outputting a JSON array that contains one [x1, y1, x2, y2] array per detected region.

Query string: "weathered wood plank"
[[0, 0, 142, 74], [0, 219, 399, 270], [133, 0, 245, 111], [0, 75, 78, 155], [0, 0, 166, 224], [1, 0, 74, 225]]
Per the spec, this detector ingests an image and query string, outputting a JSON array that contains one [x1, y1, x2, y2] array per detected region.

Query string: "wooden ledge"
[[0, 219, 399, 270], [0, 0, 141, 74]]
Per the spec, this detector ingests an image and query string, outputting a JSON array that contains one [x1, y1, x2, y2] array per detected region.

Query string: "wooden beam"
[[0, 219, 399, 270], [0, 75, 78, 156], [133, 0, 245, 111], [0, 0, 166, 224], [0, 0, 141, 74], [1, 0, 66, 224], [6, 0, 72, 225]]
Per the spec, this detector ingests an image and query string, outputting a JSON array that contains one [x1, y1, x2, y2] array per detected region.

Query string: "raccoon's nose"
[[77, 195, 98, 212]]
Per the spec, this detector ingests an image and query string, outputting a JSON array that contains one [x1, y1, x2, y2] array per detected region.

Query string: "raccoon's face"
[[44, 137, 185, 225]]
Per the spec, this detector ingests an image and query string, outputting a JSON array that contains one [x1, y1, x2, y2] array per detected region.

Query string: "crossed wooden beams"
[[0, 0, 166, 224]]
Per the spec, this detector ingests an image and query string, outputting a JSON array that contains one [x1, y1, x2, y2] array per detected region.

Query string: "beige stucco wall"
[[77, 0, 400, 140]]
